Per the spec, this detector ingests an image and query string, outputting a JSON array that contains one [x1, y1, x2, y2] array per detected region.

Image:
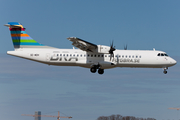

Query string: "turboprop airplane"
[[4, 22, 177, 74]]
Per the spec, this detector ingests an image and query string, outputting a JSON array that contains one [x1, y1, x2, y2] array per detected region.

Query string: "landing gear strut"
[[90, 65, 104, 74], [163, 67, 168, 74]]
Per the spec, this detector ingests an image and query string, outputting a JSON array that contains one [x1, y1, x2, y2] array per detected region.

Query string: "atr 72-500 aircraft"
[[4, 22, 177, 74]]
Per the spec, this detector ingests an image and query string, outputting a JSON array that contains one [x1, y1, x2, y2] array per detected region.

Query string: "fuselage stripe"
[[10, 31, 26, 34], [12, 40, 37, 43], [9, 28, 25, 31], [11, 34, 29, 37], [13, 42, 44, 46], [11, 37, 34, 40]]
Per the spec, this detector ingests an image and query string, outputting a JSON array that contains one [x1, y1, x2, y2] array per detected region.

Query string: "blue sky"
[[0, 0, 180, 120]]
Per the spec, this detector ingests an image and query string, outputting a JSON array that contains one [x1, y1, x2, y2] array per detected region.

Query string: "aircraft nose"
[[170, 58, 177, 65]]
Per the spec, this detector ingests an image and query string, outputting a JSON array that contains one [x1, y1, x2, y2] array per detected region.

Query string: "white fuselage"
[[4, 22, 177, 74], [7, 48, 177, 70]]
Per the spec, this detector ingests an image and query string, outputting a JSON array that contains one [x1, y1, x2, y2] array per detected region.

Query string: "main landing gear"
[[90, 65, 104, 74], [163, 67, 168, 74]]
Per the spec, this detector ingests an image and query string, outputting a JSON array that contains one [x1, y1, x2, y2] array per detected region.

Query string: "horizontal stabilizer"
[[4, 22, 24, 28]]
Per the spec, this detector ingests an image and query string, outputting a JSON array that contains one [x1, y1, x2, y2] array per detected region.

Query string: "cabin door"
[[46, 53, 50, 61]]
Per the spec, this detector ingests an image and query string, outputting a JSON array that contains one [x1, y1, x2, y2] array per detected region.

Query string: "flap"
[[67, 37, 97, 52]]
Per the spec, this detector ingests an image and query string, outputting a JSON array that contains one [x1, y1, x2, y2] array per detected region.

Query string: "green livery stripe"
[[12, 40, 37, 43]]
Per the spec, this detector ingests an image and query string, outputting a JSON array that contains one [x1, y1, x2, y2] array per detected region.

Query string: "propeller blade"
[[109, 41, 116, 54], [109, 41, 116, 61], [110, 53, 114, 61], [124, 44, 127, 50]]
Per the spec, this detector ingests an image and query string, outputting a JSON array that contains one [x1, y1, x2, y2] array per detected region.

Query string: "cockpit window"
[[164, 54, 168, 56], [157, 53, 169, 57]]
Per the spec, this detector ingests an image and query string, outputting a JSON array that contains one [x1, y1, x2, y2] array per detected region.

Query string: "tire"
[[90, 67, 97, 73], [163, 70, 167, 74], [98, 69, 104, 74]]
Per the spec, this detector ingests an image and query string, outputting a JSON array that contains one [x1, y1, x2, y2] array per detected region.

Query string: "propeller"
[[109, 41, 116, 61], [124, 44, 127, 50]]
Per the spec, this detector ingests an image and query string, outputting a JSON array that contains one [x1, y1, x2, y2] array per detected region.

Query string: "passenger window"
[[60, 54, 62, 56], [102, 55, 104, 57], [88, 54, 89, 57], [80, 54, 82, 57], [132, 56, 134, 58], [129, 55, 131, 58], [94, 55, 96, 57], [139, 56, 141, 58], [63, 54, 65, 56], [70, 54, 72, 57], [136, 56, 138, 58], [119, 55, 121, 58], [73, 54, 75, 57], [105, 55, 107, 57], [98, 55, 100, 57], [126, 55, 127, 58], [84, 55, 86, 57], [67, 54, 68, 57], [122, 55, 124, 58], [91, 55, 93, 57], [77, 54, 79, 57]]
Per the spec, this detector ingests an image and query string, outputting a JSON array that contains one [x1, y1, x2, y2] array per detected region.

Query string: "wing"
[[67, 37, 97, 52]]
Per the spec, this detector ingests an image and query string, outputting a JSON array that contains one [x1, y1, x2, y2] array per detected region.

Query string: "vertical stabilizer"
[[5, 22, 52, 49]]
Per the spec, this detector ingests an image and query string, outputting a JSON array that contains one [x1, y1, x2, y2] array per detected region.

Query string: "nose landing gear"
[[163, 67, 168, 74]]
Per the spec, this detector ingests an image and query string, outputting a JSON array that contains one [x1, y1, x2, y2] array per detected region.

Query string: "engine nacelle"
[[96, 45, 110, 54]]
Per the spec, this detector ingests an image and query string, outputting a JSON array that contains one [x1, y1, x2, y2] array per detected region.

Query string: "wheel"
[[163, 70, 167, 74], [90, 67, 97, 73], [98, 69, 104, 74]]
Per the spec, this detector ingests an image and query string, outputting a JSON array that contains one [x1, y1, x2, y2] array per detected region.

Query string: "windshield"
[[157, 53, 168, 57]]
